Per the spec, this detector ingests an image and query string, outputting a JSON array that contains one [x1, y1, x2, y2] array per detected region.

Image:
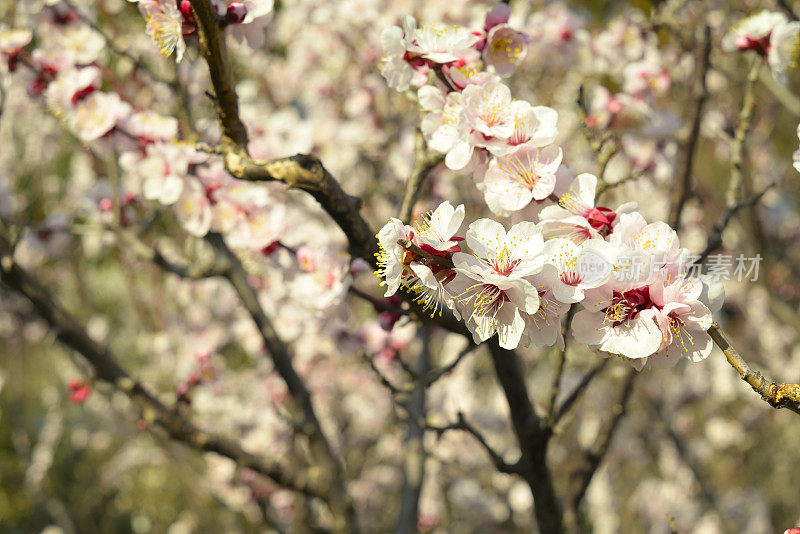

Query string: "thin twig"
[[426, 412, 520, 474], [727, 60, 760, 206], [708, 323, 800, 415], [424, 344, 477, 386], [552, 359, 609, 428], [546, 306, 576, 423], [563, 369, 637, 530], [695, 182, 775, 263], [399, 131, 444, 224], [668, 25, 711, 229]]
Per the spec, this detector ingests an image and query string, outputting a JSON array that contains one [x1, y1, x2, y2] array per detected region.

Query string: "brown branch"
[[423, 344, 476, 386], [397, 239, 453, 269], [205, 233, 357, 530], [486, 341, 563, 533], [393, 327, 432, 534], [188, 0, 249, 146], [726, 60, 760, 206], [668, 25, 711, 229], [546, 307, 576, 423], [398, 131, 444, 224], [360, 351, 413, 397], [0, 234, 326, 501], [426, 411, 519, 475], [708, 323, 800, 415], [563, 368, 637, 531], [552, 359, 609, 428], [694, 182, 775, 263]]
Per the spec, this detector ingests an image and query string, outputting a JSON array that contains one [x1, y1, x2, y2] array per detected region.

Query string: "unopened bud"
[[226, 2, 247, 24]]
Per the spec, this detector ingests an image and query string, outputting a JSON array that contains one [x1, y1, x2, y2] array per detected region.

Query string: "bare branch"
[[564, 369, 637, 530], [424, 344, 477, 386], [394, 327, 432, 534], [668, 25, 711, 229], [0, 234, 326, 501], [205, 233, 357, 530], [695, 182, 775, 263], [727, 60, 760, 206], [399, 131, 444, 224], [426, 411, 520, 475], [546, 307, 576, 423], [552, 359, 609, 428], [360, 351, 413, 397], [486, 341, 563, 533], [708, 323, 800, 415]]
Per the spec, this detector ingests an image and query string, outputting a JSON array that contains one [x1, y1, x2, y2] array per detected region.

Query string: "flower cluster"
[[376, 6, 728, 370], [377, 188, 721, 369]]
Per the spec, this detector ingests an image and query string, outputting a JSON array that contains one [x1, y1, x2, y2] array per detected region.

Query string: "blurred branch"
[[426, 411, 520, 475], [399, 131, 444, 224], [487, 341, 563, 533], [563, 368, 637, 531], [653, 400, 730, 530], [595, 169, 645, 201], [776, 0, 800, 20], [423, 343, 476, 386], [394, 327, 432, 534], [0, 233, 328, 501], [668, 25, 711, 229], [694, 182, 775, 263], [577, 85, 616, 184], [205, 232, 357, 530], [546, 308, 576, 423], [360, 351, 413, 397], [727, 60, 760, 205], [62, 0, 174, 86], [759, 67, 800, 117], [552, 359, 609, 429], [708, 323, 800, 415]]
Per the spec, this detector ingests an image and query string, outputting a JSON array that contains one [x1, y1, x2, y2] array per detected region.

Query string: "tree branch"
[[694, 182, 775, 263], [399, 131, 444, 224], [393, 327, 432, 534], [563, 368, 637, 531], [486, 341, 563, 533], [0, 234, 326, 501], [426, 411, 519, 475], [708, 323, 800, 415], [552, 359, 609, 428], [205, 233, 357, 530], [726, 60, 760, 206], [668, 25, 711, 229]]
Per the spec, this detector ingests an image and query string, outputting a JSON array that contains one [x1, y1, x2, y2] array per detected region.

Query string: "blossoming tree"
[[2, 0, 800, 532]]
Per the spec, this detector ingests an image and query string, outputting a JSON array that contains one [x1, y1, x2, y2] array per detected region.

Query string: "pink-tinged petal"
[[445, 140, 473, 171], [466, 218, 506, 259], [497, 307, 526, 349], [571, 309, 607, 346], [531, 172, 557, 200]]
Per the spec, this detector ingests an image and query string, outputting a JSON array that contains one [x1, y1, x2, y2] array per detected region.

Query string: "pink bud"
[[179, 0, 194, 21], [484, 4, 510, 32], [98, 198, 114, 212], [226, 1, 247, 24], [260, 241, 279, 256], [378, 311, 400, 331], [68, 379, 91, 404]]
